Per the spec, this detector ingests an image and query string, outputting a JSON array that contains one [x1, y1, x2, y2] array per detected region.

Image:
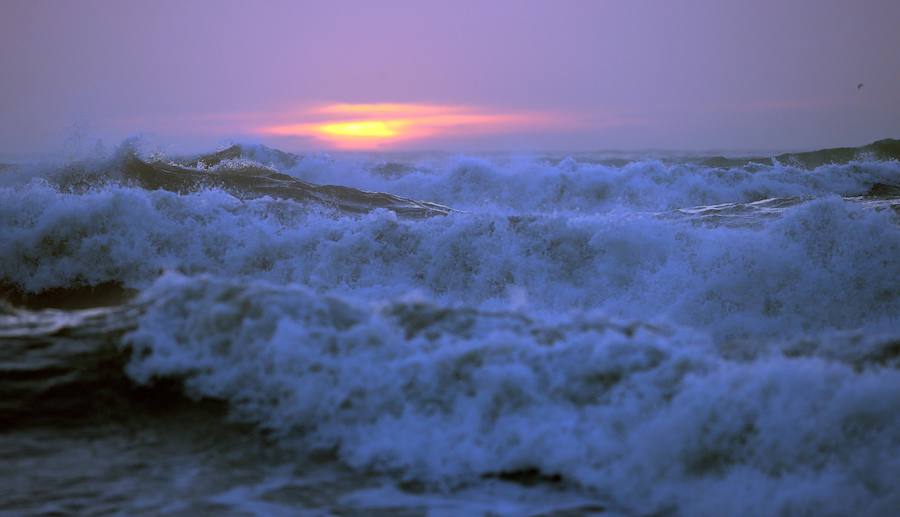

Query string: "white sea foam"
[[1, 179, 897, 340], [284, 152, 900, 212], [121, 273, 900, 516]]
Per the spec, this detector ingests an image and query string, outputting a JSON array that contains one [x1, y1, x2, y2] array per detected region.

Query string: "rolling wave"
[[2, 138, 899, 515], [1, 274, 898, 515]]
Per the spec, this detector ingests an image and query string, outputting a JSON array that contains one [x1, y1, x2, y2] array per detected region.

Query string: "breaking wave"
[[2, 138, 899, 515]]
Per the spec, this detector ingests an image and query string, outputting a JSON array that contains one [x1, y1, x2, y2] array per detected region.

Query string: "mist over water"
[[2, 140, 899, 515]]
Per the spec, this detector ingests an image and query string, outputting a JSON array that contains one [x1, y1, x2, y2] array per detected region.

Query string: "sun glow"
[[258, 103, 553, 149], [319, 120, 401, 138]]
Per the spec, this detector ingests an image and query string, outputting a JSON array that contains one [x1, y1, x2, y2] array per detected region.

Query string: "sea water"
[[1, 140, 899, 515]]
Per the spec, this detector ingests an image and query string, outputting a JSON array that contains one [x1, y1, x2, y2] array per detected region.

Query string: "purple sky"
[[2, 0, 899, 153]]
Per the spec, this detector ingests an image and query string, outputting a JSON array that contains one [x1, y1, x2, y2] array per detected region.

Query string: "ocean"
[[1, 139, 899, 516]]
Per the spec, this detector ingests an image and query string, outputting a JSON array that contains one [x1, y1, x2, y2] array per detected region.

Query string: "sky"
[[2, 0, 899, 154]]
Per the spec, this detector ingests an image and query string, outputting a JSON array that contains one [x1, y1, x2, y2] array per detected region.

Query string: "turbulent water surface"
[[1, 140, 899, 516]]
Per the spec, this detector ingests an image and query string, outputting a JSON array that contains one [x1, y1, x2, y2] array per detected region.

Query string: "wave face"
[[2, 140, 899, 515]]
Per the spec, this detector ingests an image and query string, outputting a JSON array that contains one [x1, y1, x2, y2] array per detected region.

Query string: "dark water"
[[1, 139, 899, 515]]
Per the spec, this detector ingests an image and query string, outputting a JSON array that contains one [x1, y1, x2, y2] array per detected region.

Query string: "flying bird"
[[857, 83, 864, 90]]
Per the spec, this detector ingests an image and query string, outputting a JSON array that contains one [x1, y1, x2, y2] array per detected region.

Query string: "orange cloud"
[[258, 103, 559, 149]]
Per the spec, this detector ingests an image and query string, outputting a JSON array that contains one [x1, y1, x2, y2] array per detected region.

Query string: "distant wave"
[[697, 137, 900, 168], [246, 140, 899, 213], [2, 142, 452, 218]]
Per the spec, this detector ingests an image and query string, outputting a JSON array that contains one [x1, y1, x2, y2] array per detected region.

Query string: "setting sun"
[[258, 102, 549, 149], [318, 120, 401, 138]]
